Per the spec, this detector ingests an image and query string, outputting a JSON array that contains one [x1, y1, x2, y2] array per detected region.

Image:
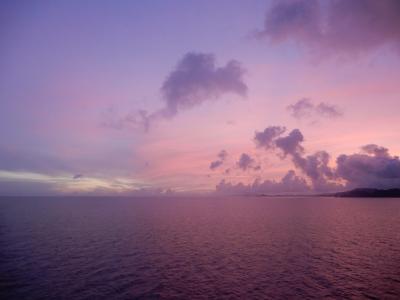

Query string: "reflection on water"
[[1, 196, 400, 299]]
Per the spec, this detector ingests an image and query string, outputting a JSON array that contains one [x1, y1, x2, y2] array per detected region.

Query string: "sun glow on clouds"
[[0, 171, 148, 195]]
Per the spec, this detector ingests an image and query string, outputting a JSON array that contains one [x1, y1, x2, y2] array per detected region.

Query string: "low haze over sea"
[[1, 196, 400, 299]]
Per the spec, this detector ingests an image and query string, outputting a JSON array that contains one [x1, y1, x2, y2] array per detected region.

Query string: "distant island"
[[255, 188, 400, 198], [334, 188, 400, 198]]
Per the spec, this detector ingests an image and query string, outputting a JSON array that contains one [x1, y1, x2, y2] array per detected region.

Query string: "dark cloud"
[[259, 0, 400, 57], [210, 150, 228, 170], [236, 153, 260, 171], [287, 98, 342, 120], [216, 170, 310, 195], [336, 145, 400, 189], [73, 174, 83, 180], [106, 52, 247, 131], [254, 126, 286, 149]]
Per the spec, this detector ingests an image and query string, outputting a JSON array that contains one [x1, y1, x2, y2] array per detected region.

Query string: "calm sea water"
[[1, 196, 400, 299]]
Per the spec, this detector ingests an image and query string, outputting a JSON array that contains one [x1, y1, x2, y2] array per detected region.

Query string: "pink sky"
[[1, 0, 400, 195]]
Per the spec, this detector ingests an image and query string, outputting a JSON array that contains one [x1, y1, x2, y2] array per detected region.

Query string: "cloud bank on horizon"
[[217, 126, 400, 194]]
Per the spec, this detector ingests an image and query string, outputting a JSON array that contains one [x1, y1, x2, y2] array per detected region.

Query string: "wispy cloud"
[[216, 170, 310, 195], [287, 98, 342, 120], [209, 150, 228, 170]]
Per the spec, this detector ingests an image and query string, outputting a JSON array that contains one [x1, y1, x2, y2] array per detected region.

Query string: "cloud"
[[259, 0, 320, 43], [159, 52, 247, 118], [272, 128, 337, 190], [106, 52, 247, 131], [218, 149, 228, 160], [287, 98, 314, 119], [101, 108, 150, 131], [216, 170, 310, 195], [336, 145, 400, 189], [287, 98, 342, 120], [361, 144, 389, 157], [0, 144, 134, 183], [274, 128, 340, 191], [316, 102, 342, 118], [253, 126, 336, 191], [254, 126, 286, 149], [0, 145, 71, 175], [275, 128, 304, 157], [125, 187, 176, 197], [253, 125, 400, 191], [236, 153, 260, 171], [73, 174, 83, 180], [209, 150, 228, 170], [294, 151, 339, 191], [209, 160, 223, 170], [259, 0, 400, 57], [253, 126, 340, 191]]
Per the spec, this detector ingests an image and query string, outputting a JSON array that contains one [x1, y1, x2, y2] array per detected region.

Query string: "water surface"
[[1, 196, 400, 299]]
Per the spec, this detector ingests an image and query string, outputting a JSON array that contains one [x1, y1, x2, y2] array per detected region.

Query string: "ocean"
[[1, 196, 400, 299]]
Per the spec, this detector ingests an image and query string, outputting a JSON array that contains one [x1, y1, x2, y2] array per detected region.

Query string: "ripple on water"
[[1, 196, 400, 299]]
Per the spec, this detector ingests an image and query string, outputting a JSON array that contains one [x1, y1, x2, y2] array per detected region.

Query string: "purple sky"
[[1, 0, 400, 195]]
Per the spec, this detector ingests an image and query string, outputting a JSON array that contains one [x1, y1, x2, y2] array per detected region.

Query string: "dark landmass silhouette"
[[255, 188, 400, 198], [334, 188, 400, 198]]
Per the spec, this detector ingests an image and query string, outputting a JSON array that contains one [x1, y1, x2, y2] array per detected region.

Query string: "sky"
[[1, 0, 400, 196]]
